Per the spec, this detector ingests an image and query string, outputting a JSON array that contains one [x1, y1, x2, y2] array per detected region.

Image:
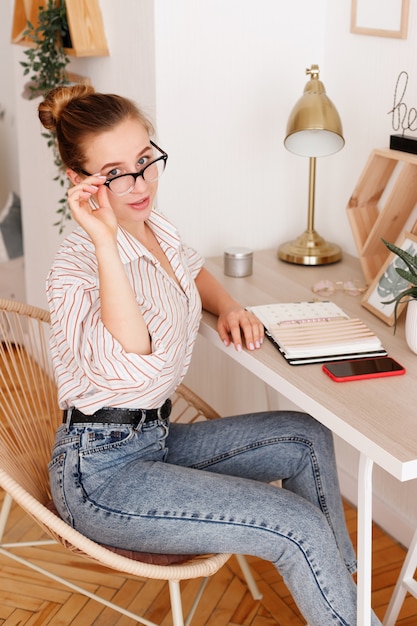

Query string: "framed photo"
[[351, 0, 409, 39], [361, 231, 417, 325]]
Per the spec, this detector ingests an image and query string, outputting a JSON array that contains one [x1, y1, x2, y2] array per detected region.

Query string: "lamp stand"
[[278, 157, 342, 265]]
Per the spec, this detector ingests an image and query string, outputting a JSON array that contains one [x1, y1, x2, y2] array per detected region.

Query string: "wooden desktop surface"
[[201, 249, 417, 482]]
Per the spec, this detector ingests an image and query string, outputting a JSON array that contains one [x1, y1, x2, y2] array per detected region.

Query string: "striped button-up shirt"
[[46, 211, 204, 414]]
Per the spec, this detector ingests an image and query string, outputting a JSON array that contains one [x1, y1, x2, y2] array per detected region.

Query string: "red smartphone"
[[322, 356, 406, 382]]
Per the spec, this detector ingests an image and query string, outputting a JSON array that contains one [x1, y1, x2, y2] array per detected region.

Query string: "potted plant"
[[382, 237, 417, 353], [20, 0, 71, 232], [21, 0, 70, 99]]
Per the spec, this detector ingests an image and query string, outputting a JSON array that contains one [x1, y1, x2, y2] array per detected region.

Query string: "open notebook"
[[248, 301, 387, 365]]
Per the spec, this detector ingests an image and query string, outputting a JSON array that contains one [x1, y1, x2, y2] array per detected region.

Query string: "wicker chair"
[[0, 298, 261, 626]]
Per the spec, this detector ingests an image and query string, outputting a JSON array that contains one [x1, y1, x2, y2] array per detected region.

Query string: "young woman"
[[40, 84, 381, 626]]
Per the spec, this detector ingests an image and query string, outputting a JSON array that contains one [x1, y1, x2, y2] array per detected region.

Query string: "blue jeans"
[[49, 409, 381, 626]]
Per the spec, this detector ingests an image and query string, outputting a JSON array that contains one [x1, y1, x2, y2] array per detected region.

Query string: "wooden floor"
[[0, 492, 416, 626]]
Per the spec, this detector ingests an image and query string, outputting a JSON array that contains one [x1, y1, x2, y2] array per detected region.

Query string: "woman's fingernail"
[[236, 344, 242, 352], [89, 185, 99, 192], [249, 342, 255, 350]]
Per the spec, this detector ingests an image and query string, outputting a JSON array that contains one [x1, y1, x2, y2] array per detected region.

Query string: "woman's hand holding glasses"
[[68, 174, 119, 243]]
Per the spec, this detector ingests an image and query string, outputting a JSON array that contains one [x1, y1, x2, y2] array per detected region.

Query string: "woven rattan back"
[[0, 299, 61, 503]]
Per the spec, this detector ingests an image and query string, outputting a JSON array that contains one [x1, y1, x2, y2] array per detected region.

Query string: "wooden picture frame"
[[351, 0, 409, 39], [361, 231, 417, 325]]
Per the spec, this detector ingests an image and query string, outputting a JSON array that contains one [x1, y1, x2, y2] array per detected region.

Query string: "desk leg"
[[357, 453, 374, 626]]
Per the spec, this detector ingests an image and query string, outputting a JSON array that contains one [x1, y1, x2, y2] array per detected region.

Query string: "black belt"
[[63, 398, 172, 426]]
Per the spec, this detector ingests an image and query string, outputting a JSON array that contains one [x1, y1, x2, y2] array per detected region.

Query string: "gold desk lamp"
[[278, 65, 344, 265]]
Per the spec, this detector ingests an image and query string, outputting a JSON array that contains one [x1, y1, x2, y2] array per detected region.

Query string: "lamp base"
[[278, 230, 342, 265]]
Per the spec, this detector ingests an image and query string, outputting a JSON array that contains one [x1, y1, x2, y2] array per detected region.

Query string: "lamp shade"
[[284, 65, 344, 157]]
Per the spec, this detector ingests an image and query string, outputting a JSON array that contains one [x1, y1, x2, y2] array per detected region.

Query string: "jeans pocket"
[[78, 423, 169, 498]]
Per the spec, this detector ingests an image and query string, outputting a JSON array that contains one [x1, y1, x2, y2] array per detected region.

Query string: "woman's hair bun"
[[38, 84, 96, 132]]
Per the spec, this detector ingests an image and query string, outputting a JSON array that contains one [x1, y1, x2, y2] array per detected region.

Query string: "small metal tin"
[[224, 247, 253, 277]]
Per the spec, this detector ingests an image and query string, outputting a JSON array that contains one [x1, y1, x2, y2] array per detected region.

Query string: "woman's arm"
[[195, 267, 264, 351], [67, 177, 151, 355], [95, 242, 151, 355]]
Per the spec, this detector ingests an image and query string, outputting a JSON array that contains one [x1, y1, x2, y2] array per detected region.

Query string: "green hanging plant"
[[20, 0, 72, 233]]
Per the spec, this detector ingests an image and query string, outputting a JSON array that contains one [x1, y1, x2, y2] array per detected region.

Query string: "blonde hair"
[[38, 84, 155, 172]]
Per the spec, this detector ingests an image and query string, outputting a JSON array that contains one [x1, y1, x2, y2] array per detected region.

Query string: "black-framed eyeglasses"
[[80, 141, 168, 197]]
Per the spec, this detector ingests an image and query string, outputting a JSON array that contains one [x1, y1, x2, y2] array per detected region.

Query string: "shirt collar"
[[117, 210, 182, 264]]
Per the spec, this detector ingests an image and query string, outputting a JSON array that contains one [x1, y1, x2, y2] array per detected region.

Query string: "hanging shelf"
[[11, 0, 109, 57], [346, 147, 417, 283]]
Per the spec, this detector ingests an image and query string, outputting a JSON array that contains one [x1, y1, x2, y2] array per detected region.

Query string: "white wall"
[[0, 1, 20, 208], [154, 0, 417, 263], [153, 0, 327, 256], [4, 0, 417, 547]]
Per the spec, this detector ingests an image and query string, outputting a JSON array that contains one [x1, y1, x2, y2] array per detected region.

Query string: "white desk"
[[200, 249, 417, 625]]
